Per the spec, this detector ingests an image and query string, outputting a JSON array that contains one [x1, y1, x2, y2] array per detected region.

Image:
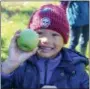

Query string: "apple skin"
[[17, 29, 39, 51]]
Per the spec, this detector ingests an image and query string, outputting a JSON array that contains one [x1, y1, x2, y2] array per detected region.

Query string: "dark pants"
[[69, 24, 89, 55]]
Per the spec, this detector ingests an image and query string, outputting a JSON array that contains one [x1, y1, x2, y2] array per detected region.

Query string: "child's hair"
[[28, 4, 69, 44]]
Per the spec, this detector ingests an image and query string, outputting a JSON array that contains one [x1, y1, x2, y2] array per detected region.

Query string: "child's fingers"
[[32, 47, 38, 53], [25, 47, 38, 57], [28, 47, 38, 55], [20, 47, 38, 62]]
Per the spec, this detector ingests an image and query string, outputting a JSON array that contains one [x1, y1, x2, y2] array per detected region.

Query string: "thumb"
[[10, 30, 21, 48]]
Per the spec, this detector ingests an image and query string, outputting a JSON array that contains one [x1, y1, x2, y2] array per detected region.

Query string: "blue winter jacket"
[[61, 1, 89, 26], [1, 48, 89, 89]]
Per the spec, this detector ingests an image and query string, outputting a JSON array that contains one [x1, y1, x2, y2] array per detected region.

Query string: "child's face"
[[36, 29, 64, 58]]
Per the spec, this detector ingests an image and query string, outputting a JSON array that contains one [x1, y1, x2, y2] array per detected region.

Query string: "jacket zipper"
[[35, 64, 40, 88], [44, 60, 48, 85]]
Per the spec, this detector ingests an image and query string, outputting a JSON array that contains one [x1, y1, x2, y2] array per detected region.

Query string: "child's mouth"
[[38, 46, 54, 52]]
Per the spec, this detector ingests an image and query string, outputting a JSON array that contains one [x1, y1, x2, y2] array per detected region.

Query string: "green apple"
[[17, 29, 39, 51]]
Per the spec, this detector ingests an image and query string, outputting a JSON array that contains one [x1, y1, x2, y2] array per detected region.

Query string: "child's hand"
[[8, 30, 38, 63], [2, 30, 38, 74]]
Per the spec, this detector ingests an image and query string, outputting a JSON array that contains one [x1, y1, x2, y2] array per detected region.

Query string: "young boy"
[[1, 4, 89, 89]]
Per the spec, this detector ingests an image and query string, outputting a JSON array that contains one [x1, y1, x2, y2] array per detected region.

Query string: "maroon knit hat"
[[28, 4, 69, 44]]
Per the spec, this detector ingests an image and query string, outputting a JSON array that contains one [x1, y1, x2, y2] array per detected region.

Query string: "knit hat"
[[28, 4, 69, 44]]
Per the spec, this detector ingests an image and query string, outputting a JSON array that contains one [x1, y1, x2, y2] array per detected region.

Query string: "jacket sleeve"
[[1, 62, 26, 88], [1, 71, 15, 89]]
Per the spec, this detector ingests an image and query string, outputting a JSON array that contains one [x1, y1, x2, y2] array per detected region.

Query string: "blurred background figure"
[[61, 1, 89, 56]]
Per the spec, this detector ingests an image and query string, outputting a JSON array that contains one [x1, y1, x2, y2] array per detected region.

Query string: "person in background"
[[1, 4, 89, 89], [61, 1, 89, 56]]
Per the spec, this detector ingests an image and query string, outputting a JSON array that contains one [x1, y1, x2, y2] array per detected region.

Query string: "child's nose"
[[39, 37, 48, 45]]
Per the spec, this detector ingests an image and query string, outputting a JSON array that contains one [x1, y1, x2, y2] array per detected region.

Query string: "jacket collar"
[[27, 48, 76, 75]]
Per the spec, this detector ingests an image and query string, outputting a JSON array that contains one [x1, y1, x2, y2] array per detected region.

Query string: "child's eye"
[[37, 32, 43, 35], [52, 33, 59, 36]]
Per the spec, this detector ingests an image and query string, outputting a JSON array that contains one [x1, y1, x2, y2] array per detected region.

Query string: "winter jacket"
[[1, 48, 89, 89], [61, 1, 89, 26]]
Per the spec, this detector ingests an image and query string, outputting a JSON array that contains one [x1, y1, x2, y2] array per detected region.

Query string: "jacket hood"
[[62, 48, 89, 66], [56, 48, 89, 75]]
